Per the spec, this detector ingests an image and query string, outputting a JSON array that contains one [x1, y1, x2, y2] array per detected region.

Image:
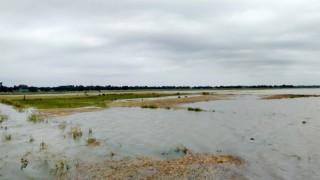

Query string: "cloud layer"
[[1, 0, 319, 86]]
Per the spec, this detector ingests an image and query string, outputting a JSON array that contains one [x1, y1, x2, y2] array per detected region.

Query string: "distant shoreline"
[[1, 84, 320, 94]]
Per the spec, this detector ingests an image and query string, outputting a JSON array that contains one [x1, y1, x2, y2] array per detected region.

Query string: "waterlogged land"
[[0, 89, 320, 179]]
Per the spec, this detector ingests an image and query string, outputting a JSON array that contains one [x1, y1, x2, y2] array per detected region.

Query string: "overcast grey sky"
[[1, 0, 319, 86]]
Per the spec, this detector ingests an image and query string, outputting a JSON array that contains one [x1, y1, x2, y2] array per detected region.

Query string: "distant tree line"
[[0, 82, 319, 92]]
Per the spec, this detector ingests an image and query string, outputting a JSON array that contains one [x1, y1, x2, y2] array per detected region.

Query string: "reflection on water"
[[0, 89, 319, 179]]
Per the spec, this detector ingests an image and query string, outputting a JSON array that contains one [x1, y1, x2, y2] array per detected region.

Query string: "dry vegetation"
[[39, 107, 102, 116], [262, 94, 320, 100], [63, 152, 243, 179], [109, 94, 233, 109]]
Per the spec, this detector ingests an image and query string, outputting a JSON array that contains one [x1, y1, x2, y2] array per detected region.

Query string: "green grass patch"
[[0, 93, 176, 109]]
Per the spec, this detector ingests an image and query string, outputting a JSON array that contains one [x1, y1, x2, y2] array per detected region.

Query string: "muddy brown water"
[[0, 89, 319, 179]]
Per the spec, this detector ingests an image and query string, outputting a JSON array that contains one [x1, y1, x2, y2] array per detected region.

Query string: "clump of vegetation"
[[29, 136, 35, 143], [58, 121, 67, 130], [87, 137, 100, 146], [187, 107, 203, 112], [174, 145, 189, 155], [89, 128, 93, 134], [202, 92, 210, 95], [0, 114, 9, 123], [3, 133, 12, 141], [53, 160, 70, 176], [87, 137, 96, 144], [109, 150, 116, 157], [20, 157, 29, 170], [69, 126, 82, 139], [141, 105, 158, 109], [40, 141, 47, 151], [28, 111, 45, 123]]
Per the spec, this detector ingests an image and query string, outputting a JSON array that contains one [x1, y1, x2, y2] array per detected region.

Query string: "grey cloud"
[[1, 0, 320, 86]]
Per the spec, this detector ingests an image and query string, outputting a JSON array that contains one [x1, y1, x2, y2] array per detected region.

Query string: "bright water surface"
[[0, 89, 319, 179]]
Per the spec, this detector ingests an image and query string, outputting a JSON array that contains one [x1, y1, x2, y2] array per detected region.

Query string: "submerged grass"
[[28, 112, 46, 123], [69, 126, 82, 139], [58, 121, 67, 130], [0, 93, 176, 109], [0, 114, 9, 123], [3, 133, 12, 141], [87, 137, 100, 146]]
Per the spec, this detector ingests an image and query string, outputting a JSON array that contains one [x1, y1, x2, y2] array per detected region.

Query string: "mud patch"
[[62, 153, 243, 179]]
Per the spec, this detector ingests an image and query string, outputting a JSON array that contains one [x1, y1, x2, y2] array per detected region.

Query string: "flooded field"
[[0, 89, 319, 179]]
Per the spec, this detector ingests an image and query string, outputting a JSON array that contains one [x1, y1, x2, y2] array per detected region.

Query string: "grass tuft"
[[29, 136, 35, 143], [3, 133, 12, 141], [0, 114, 9, 123], [40, 140, 47, 151], [28, 112, 45, 123], [53, 160, 70, 176], [174, 145, 189, 155], [87, 137, 100, 146], [58, 121, 67, 130], [69, 126, 82, 139]]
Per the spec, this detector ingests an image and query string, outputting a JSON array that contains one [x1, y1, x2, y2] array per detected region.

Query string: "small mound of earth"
[[61, 153, 245, 180]]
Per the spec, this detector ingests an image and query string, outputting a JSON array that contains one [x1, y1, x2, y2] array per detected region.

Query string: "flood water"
[[0, 89, 319, 179]]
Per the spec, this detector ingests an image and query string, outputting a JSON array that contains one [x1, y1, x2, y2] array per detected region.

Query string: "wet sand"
[[109, 94, 233, 109]]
